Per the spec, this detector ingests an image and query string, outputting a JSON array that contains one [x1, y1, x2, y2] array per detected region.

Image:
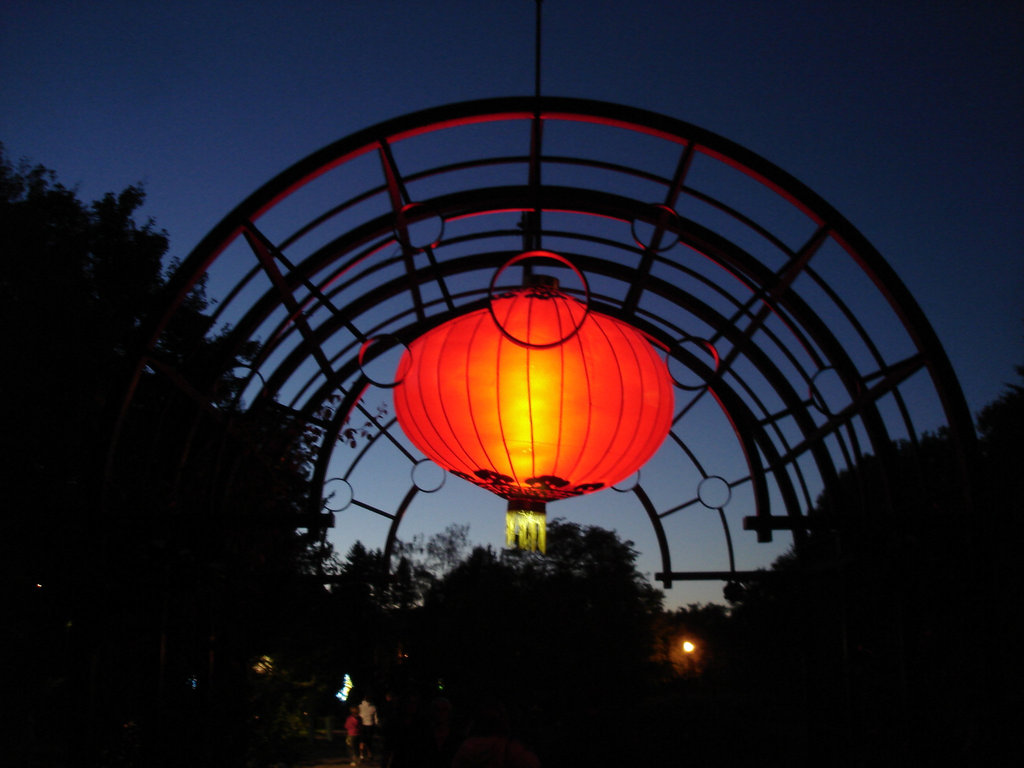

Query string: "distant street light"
[[682, 640, 696, 654]]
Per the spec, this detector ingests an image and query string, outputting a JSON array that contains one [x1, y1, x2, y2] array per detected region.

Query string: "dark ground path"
[[293, 739, 378, 768]]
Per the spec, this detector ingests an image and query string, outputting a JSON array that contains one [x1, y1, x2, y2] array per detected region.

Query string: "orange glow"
[[393, 283, 674, 502]]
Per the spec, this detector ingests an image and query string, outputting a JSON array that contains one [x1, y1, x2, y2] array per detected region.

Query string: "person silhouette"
[[451, 698, 540, 768], [344, 706, 362, 765], [358, 696, 379, 760]]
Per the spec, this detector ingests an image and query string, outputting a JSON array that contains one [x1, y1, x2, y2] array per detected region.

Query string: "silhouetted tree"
[[404, 519, 663, 764], [0, 148, 329, 767], [720, 376, 1021, 766], [973, 362, 1024, 763], [1, 146, 178, 764]]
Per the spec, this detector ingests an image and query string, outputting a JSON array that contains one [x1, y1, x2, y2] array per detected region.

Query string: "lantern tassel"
[[505, 500, 547, 553]]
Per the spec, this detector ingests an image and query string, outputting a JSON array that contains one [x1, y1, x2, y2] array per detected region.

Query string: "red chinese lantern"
[[392, 269, 674, 552]]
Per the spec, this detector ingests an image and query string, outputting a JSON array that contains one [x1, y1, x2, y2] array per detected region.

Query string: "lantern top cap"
[[526, 274, 560, 291]]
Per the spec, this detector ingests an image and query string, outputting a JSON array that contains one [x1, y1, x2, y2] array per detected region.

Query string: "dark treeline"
[[1, 147, 325, 766], [2, 149, 1020, 767]]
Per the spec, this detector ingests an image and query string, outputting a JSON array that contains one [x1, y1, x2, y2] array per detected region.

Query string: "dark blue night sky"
[[3, 0, 1021, 605]]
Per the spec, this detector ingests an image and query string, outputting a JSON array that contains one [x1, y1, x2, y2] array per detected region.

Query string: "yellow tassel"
[[505, 501, 546, 553]]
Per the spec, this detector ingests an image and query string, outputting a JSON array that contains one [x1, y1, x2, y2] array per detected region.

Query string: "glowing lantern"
[[392, 272, 674, 552]]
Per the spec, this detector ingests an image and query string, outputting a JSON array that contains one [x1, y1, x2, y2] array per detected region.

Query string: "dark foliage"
[[717, 377, 1024, 767], [4, 147, 1015, 767], [1, 148, 176, 764], [973, 362, 1024, 759], [392, 520, 663, 765], [0, 148, 327, 767]]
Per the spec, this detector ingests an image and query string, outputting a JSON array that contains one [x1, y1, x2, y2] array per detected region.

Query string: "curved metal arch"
[[282, 232, 851, 529], [282, 258, 883, 583], [236, 184, 894, 469], [108, 97, 975, 590], [236, 194, 867, 477], [299, 288, 793, 586]]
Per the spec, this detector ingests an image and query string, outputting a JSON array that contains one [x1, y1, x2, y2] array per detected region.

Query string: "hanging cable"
[[525, 0, 545, 256], [534, 0, 543, 101]]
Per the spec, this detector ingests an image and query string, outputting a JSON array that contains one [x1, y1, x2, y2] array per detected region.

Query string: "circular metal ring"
[[612, 470, 641, 493], [809, 366, 857, 417], [358, 334, 411, 389], [412, 459, 446, 493], [631, 203, 681, 252], [487, 250, 591, 348], [668, 337, 721, 391], [393, 201, 445, 251], [323, 477, 354, 512], [697, 475, 732, 509]]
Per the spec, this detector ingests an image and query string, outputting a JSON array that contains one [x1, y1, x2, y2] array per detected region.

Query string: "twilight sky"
[[3, 0, 1021, 605]]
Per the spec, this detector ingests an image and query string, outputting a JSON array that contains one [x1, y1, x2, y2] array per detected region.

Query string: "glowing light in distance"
[[336, 673, 354, 702]]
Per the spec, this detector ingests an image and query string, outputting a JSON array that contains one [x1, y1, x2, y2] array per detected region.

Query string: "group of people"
[[341, 693, 540, 768], [344, 697, 380, 764]]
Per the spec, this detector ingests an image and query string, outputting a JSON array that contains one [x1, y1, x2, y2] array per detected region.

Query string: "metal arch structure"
[[107, 97, 975, 588]]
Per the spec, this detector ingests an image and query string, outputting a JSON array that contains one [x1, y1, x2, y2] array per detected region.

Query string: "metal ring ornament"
[[612, 470, 642, 493], [322, 477, 354, 512], [668, 337, 721, 391], [411, 459, 446, 493], [631, 203, 682, 252], [809, 366, 859, 417], [697, 475, 732, 509], [487, 250, 591, 348], [393, 201, 445, 251], [358, 334, 411, 389]]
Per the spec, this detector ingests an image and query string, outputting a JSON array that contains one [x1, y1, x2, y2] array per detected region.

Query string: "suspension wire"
[[526, 0, 544, 259], [534, 0, 543, 101]]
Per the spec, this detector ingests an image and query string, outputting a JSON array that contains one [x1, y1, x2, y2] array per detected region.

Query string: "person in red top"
[[344, 706, 362, 765]]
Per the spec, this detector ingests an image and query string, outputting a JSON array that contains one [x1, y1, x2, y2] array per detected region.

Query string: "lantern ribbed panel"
[[393, 288, 674, 502]]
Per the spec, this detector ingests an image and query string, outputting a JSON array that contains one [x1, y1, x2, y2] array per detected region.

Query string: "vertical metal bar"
[[623, 142, 695, 314], [243, 224, 337, 384], [270, 246, 366, 342], [378, 140, 427, 322], [711, 225, 830, 385], [524, 0, 544, 259], [633, 484, 673, 588], [534, 0, 543, 101], [524, 109, 544, 256]]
